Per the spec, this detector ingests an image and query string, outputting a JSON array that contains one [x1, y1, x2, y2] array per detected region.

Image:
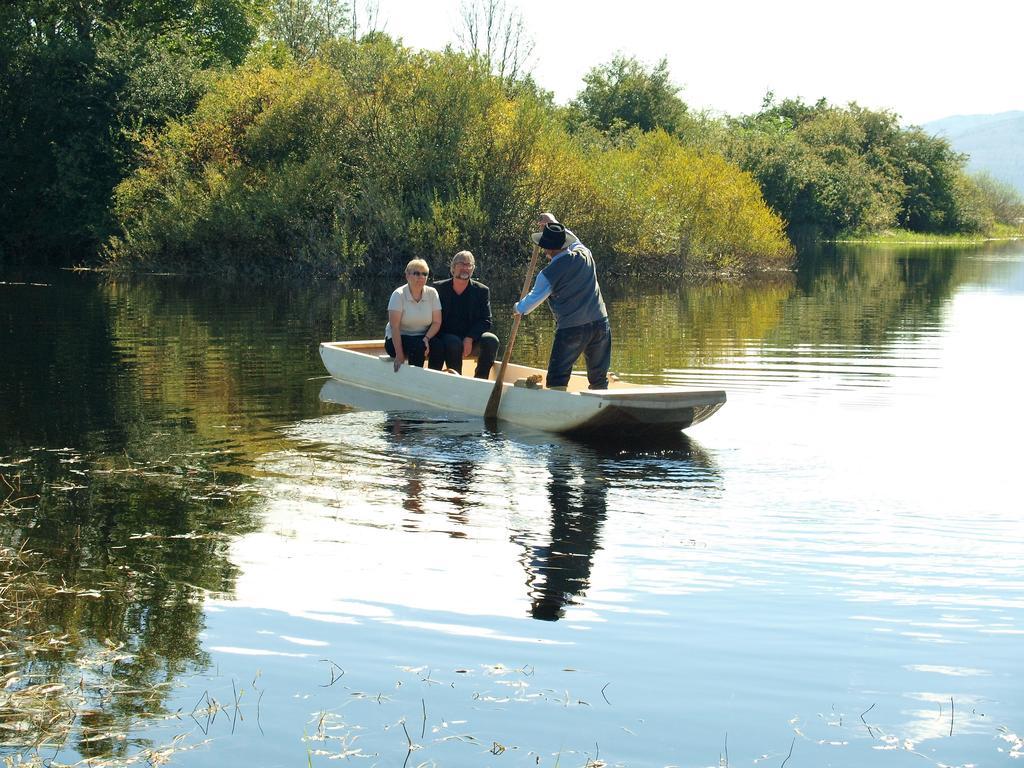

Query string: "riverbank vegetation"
[[2, 0, 1020, 279], [105, 40, 793, 278], [834, 228, 1020, 245], [721, 96, 1024, 241]]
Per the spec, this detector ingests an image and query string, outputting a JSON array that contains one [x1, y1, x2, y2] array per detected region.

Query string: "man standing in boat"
[[428, 250, 500, 378], [514, 221, 611, 390]]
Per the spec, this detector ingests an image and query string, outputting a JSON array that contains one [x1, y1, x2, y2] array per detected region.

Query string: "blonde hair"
[[405, 258, 429, 275]]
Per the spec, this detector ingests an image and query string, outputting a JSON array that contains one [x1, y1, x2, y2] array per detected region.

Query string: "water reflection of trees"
[[3, 242, 1017, 755], [0, 449, 260, 760], [781, 243, 958, 346], [488, 277, 798, 373], [1, 277, 123, 450], [1, 274, 386, 456], [3, 274, 381, 759], [6, 246, 1016, 458], [785, 241, 1020, 345], [599, 241, 1019, 379], [99, 277, 376, 443]]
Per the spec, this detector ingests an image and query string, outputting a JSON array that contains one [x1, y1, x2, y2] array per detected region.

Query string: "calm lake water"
[[2, 242, 1023, 767]]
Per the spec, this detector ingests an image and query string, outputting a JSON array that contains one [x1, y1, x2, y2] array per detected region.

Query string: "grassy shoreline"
[[832, 226, 1023, 245]]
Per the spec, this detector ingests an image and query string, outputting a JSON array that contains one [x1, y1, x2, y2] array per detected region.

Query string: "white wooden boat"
[[319, 340, 726, 437]]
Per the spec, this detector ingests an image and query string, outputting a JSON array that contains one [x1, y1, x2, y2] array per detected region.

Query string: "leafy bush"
[[109, 60, 367, 277], [107, 42, 538, 275], [724, 98, 994, 238], [533, 129, 794, 274]]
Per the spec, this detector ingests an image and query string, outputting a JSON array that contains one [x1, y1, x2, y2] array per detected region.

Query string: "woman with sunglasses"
[[384, 258, 442, 372]]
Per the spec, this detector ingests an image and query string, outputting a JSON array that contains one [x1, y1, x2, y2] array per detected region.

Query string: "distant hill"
[[922, 111, 1024, 195]]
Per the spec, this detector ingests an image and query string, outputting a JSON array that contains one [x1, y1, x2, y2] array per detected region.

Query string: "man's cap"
[[531, 222, 568, 250]]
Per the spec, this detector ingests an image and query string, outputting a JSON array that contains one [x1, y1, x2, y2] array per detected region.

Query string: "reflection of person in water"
[[527, 449, 609, 621], [438, 458, 474, 534], [384, 416, 482, 532], [385, 416, 425, 515], [518, 433, 723, 621]]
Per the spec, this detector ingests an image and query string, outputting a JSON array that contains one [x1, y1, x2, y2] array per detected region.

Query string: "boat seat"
[[375, 353, 457, 371], [375, 354, 458, 373]]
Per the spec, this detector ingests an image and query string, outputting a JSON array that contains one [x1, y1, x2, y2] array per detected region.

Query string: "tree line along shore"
[[3, 0, 1022, 281]]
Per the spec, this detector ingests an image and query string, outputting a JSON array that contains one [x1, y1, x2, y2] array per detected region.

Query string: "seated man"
[[428, 250, 500, 378]]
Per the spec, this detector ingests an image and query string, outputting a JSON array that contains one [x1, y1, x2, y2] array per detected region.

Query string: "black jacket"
[[432, 278, 493, 340]]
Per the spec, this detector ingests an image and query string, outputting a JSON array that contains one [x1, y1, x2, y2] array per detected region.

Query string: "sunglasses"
[[406, 270, 429, 277]]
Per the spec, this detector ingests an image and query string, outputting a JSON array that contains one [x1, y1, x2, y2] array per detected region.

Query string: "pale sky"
[[367, 0, 1022, 126]]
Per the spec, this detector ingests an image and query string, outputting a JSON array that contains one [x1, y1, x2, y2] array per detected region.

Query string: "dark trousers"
[[428, 332, 499, 378], [546, 318, 611, 390], [384, 334, 427, 367]]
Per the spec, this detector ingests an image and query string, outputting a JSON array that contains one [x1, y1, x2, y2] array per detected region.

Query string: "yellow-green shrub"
[[532, 129, 793, 274]]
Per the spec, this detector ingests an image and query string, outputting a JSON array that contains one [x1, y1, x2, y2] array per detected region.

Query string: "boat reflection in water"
[[315, 378, 722, 622]]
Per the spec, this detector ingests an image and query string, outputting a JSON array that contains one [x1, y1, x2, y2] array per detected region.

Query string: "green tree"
[[572, 54, 688, 135], [531, 128, 793, 273], [725, 96, 985, 238], [895, 127, 979, 232], [0, 0, 267, 263]]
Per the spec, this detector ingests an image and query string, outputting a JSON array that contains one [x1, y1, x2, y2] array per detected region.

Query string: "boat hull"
[[319, 340, 725, 436]]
